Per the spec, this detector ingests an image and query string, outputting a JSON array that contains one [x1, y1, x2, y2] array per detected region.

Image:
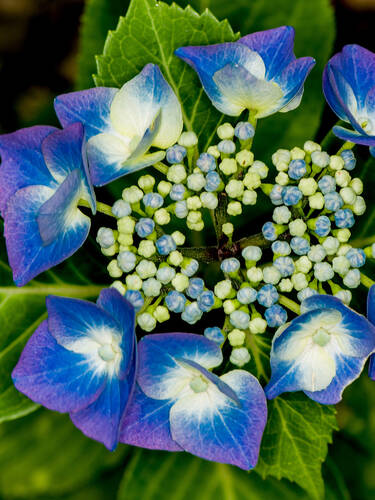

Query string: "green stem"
[[79, 199, 115, 218], [0, 284, 105, 298], [153, 162, 168, 175], [351, 235, 375, 248], [279, 294, 301, 315], [360, 272, 375, 289], [337, 141, 355, 155]]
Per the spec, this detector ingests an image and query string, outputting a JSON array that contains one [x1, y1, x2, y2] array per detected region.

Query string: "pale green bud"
[[332, 256, 350, 276], [126, 274, 143, 290], [200, 192, 218, 209], [107, 260, 123, 278], [299, 178, 318, 196], [171, 231, 185, 246], [230, 347, 250, 366], [247, 267, 263, 283], [242, 190, 257, 205], [223, 299, 238, 315], [289, 218, 307, 237], [157, 180, 172, 197], [352, 196, 366, 215], [137, 313, 156, 332], [290, 147, 305, 160], [110, 280, 126, 295], [219, 158, 237, 175], [272, 149, 290, 171], [172, 273, 189, 292], [222, 222, 234, 236], [136, 259, 157, 279], [207, 145, 220, 158], [243, 171, 261, 189], [187, 196, 202, 210], [138, 240, 156, 258], [153, 306, 170, 323], [304, 140, 321, 153], [292, 272, 309, 291], [167, 164, 187, 183], [154, 208, 171, 225], [227, 201, 242, 216], [322, 236, 340, 255], [340, 187, 356, 205], [335, 170, 351, 187], [330, 155, 345, 170], [295, 256, 312, 274], [309, 192, 325, 210], [118, 216, 136, 234], [214, 280, 232, 299], [138, 175, 155, 192], [168, 250, 184, 267], [228, 329, 246, 346], [275, 172, 289, 186], [350, 178, 363, 195], [278, 278, 293, 292], [217, 122, 235, 139], [187, 172, 206, 191], [122, 186, 143, 204], [249, 317, 267, 334], [263, 265, 282, 285], [225, 179, 244, 198], [337, 244, 351, 256], [187, 210, 202, 226], [101, 243, 118, 257], [178, 131, 198, 147], [250, 160, 268, 179], [335, 228, 351, 243], [236, 150, 254, 167], [118, 233, 134, 246]]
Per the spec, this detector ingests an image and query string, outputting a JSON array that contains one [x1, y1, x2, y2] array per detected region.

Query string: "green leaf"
[[0, 230, 105, 423], [257, 393, 338, 500], [95, 0, 237, 148], [0, 409, 127, 498], [117, 449, 309, 500], [76, 0, 129, 90]]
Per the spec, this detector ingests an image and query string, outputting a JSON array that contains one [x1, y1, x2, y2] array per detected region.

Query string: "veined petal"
[[137, 333, 223, 400], [279, 87, 304, 113], [364, 85, 375, 121], [276, 57, 315, 112], [12, 321, 106, 413], [333, 125, 375, 146], [366, 286, 375, 380], [169, 369, 267, 470], [120, 384, 182, 451], [110, 64, 182, 149], [4, 184, 90, 286], [0, 126, 56, 216], [54, 87, 118, 139]]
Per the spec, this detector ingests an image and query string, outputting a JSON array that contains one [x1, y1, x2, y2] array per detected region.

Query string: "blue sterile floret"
[[165, 291, 186, 313], [166, 145, 187, 164]]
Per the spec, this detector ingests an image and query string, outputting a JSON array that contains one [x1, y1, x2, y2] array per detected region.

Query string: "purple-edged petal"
[[169, 369, 267, 470], [41, 123, 96, 212], [120, 384, 182, 451], [332, 125, 375, 146], [137, 333, 223, 400], [4, 183, 90, 286], [239, 26, 295, 80], [367, 286, 375, 380], [0, 126, 56, 216], [277, 57, 316, 106], [54, 87, 118, 139], [12, 321, 106, 413]]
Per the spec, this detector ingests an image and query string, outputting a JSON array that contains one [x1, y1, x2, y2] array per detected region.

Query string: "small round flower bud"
[[124, 290, 144, 311], [282, 186, 303, 206], [107, 260, 123, 278], [249, 317, 267, 334], [299, 178, 318, 196], [346, 248, 366, 268], [138, 240, 156, 258], [187, 210, 203, 226], [318, 175, 336, 194], [101, 243, 118, 257], [207, 145, 220, 158], [204, 327, 224, 344], [236, 150, 254, 167], [200, 191, 218, 209], [343, 269, 361, 288], [247, 267, 263, 283], [219, 158, 237, 175], [278, 278, 293, 292], [175, 200, 188, 219], [304, 140, 321, 153], [168, 250, 184, 267], [322, 236, 340, 255], [292, 272, 309, 290], [243, 172, 261, 190], [308, 245, 327, 263], [205, 171, 222, 192], [142, 278, 162, 297], [227, 201, 242, 216], [182, 302, 203, 325], [250, 160, 268, 179], [186, 277, 205, 299], [297, 287, 318, 302], [242, 246, 262, 262], [154, 208, 171, 225], [117, 251, 137, 272], [269, 184, 284, 205], [311, 151, 330, 168], [171, 231, 185, 246], [135, 218, 155, 238], [275, 172, 289, 186], [165, 290, 186, 313], [136, 259, 157, 279], [334, 289, 352, 305], [309, 193, 325, 210], [228, 329, 246, 346], [273, 206, 291, 224], [167, 164, 187, 183], [257, 284, 279, 307], [126, 274, 142, 290], [242, 190, 257, 205], [225, 179, 244, 198], [166, 145, 187, 164], [178, 131, 198, 148], [122, 186, 143, 204], [157, 181, 172, 197], [153, 306, 170, 323], [223, 299, 237, 315], [330, 155, 345, 171], [314, 262, 334, 281], [314, 215, 331, 237], [332, 256, 350, 276], [214, 280, 233, 299], [262, 221, 280, 241], [230, 310, 250, 330], [156, 265, 176, 284], [274, 256, 295, 277], [288, 159, 307, 180], [291, 237, 310, 256], [138, 175, 155, 192], [221, 258, 240, 274], [263, 266, 282, 284], [111, 280, 126, 295], [156, 234, 177, 256], [222, 222, 234, 236], [335, 228, 351, 243], [118, 216, 135, 234], [335, 170, 351, 187], [196, 153, 216, 173], [181, 258, 199, 277], [96, 227, 116, 248], [272, 149, 290, 170], [324, 192, 344, 212], [350, 178, 363, 195], [295, 256, 312, 274], [341, 149, 356, 170], [137, 312, 156, 332], [230, 347, 250, 367], [265, 304, 287, 327], [289, 219, 307, 237], [234, 121, 255, 140], [218, 139, 236, 154], [217, 122, 235, 139], [340, 187, 356, 205], [237, 286, 257, 304], [334, 209, 355, 228], [171, 273, 189, 292], [290, 147, 305, 160], [112, 199, 131, 218], [337, 244, 352, 256], [187, 172, 206, 191], [352, 196, 366, 215], [118, 234, 133, 246], [197, 290, 215, 312], [143, 192, 164, 208]]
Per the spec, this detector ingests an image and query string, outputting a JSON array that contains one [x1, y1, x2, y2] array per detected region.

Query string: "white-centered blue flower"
[[54, 64, 183, 186], [175, 26, 315, 118], [265, 294, 375, 404], [120, 333, 267, 469]]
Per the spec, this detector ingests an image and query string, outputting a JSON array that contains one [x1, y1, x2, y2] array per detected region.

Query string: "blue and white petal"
[[366, 285, 375, 380]]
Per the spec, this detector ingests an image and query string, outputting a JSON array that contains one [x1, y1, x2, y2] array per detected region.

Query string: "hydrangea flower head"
[[175, 26, 315, 118]]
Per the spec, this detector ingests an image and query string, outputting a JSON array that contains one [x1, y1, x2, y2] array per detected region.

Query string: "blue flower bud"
[[156, 235, 177, 256], [205, 171, 221, 192], [170, 184, 186, 201], [282, 186, 303, 206], [156, 265, 176, 284], [237, 287, 257, 304], [117, 251, 137, 272], [186, 277, 205, 299], [265, 304, 287, 327], [230, 310, 250, 329], [181, 302, 203, 324], [334, 208, 355, 228], [288, 159, 307, 180], [324, 192, 344, 211], [143, 193, 164, 208], [270, 185, 284, 205], [234, 122, 255, 140], [142, 278, 162, 297], [315, 215, 331, 237], [204, 327, 224, 344], [112, 199, 131, 218], [166, 145, 187, 164], [242, 245, 262, 261], [273, 256, 295, 277], [218, 140, 236, 154], [197, 290, 215, 312], [96, 227, 115, 248], [271, 240, 291, 256], [257, 284, 279, 308], [297, 287, 318, 302], [181, 258, 199, 277], [318, 175, 336, 194], [196, 153, 216, 173], [343, 268, 361, 288], [346, 248, 366, 268], [165, 290, 186, 313], [262, 221, 278, 241], [340, 149, 356, 171], [175, 200, 188, 218], [124, 290, 144, 312], [135, 217, 155, 238], [220, 257, 240, 273], [290, 236, 310, 255]]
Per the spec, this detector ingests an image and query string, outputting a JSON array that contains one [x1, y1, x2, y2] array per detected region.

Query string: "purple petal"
[[12, 321, 106, 413], [333, 125, 375, 146], [278, 57, 316, 104]]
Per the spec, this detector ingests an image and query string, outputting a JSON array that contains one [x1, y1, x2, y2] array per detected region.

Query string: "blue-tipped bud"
[[117, 251, 137, 272], [175, 200, 188, 218], [273, 256, 295, 277], [182, 302, 203, 324], [204, 327, 224, 344], [269, 185, 284, 205], [290, 237, 310, 255], [166, 145, 187, 164], [340, 149, 356, 171], [165, 290, 186, 313], [271, 240, 291, 256], [186, 277, 205, 299], [156, 265, 176, 284], [143, 192, 164, 208], [197, 290, 215, 312], [220, 257, 240, 274], [170, 184, 186, 201], [262, 221, 279, 241], [346, 248, 366, 268], [135, 217, 155, 238], [282, 186, 303, 206], [124, 290, 144, 312], [314, 215, 331, 237], [257, 284, 279, 308], [156, 235, 177, 256], [334, 208, 355, 228], [265, 304, 287, 327], [112, 199, 131, 218], [96, 227, 115, 248], [324, 192, 344, 211], [237, 287, 257, 304], [218, 140, 236, 154], [205, 171, 221, 192], [230, 310, 250, 329], [297, 287, 318, 302], [318, 175, 336, 194], [288, 159, 307, 180], [181, 258, 199, 277], [234, 122, 255, 140], [196, 153, 216, 173]]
